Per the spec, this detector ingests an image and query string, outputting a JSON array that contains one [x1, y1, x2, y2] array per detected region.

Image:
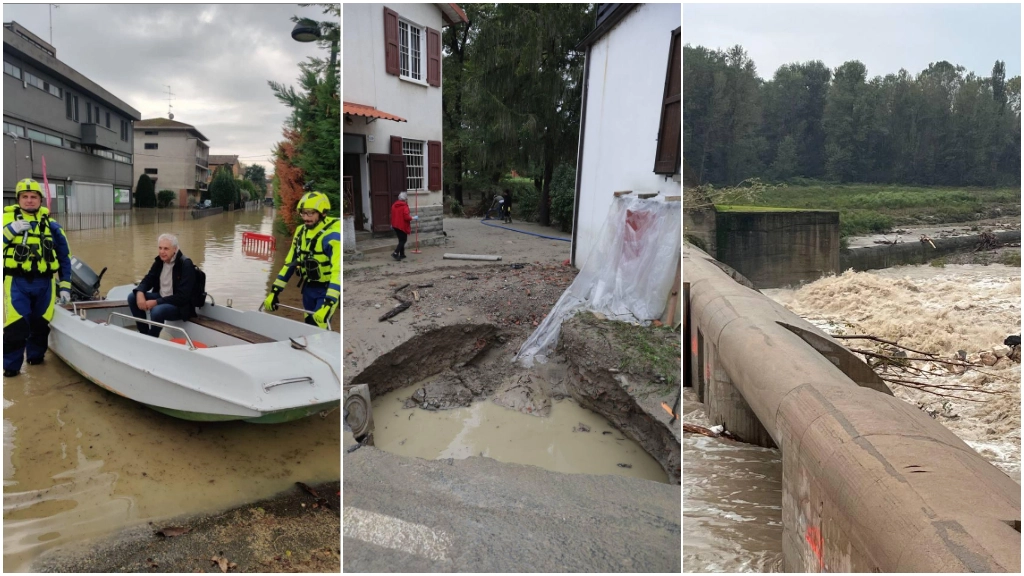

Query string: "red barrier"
[[242, 232, 276, 252]]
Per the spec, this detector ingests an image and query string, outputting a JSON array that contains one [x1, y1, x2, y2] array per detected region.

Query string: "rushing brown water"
[[371, 382, 669, 483], [3, 208, 340, 571]]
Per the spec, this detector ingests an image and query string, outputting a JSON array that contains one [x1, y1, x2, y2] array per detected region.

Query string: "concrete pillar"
[[704, 342, 775, 448]]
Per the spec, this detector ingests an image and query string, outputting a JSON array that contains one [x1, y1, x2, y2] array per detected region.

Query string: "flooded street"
[[3, 208, 340, 571], [685, 262, 1020, 572], [372, 382, 669, 484]]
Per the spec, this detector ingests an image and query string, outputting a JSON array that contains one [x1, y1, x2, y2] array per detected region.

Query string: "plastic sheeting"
[[515, 195, 681, 367]]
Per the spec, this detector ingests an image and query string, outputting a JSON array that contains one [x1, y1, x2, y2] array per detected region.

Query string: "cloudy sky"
[[684, 3, 1021, 81], [3, 3, 337, 175]]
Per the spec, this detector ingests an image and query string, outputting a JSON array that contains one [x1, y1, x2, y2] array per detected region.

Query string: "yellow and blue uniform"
[[264, 192, 340, 329], [3, 193, 73, 375]]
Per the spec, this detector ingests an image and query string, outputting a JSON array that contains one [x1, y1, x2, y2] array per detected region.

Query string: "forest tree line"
[[683, 45, 1022, 188]]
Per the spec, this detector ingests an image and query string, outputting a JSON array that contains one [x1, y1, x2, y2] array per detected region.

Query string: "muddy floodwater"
[[371, 383, 669, 484], [3, 208, 339, 571], [684, 262, 1020, 572]]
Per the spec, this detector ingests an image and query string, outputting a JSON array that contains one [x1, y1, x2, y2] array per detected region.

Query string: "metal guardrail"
[[263, 376, 314, 392], [105, 311, 198, 350]]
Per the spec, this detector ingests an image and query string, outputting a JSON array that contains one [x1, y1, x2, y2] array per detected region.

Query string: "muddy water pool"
[[3, 208, 340, 571], [370, 383, 669, 484]]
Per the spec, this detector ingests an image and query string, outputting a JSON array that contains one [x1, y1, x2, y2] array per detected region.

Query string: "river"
[[684, 262, 1021, 572], [3, 208, 340, 571]]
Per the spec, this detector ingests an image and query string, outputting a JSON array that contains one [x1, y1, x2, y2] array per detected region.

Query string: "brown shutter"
[[390, 135, 403, 156], [426, 27, 441, 87], [384, 7, 400, 76], [427, 140, 442, 190], [389, 154, 408, 196], [654, 27, 681, 174]]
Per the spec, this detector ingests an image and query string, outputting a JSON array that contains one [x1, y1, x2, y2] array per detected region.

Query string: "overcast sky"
[[3, 3, 336, 175], [684, 3, 1021, 81]]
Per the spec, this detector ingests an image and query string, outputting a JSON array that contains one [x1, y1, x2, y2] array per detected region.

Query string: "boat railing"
[[258, 303, 332, 331], [105, 312, 199, 350], [263, 376, 314, 393]]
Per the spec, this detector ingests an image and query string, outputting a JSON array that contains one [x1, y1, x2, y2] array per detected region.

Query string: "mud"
[[33, 481, 340, 573], [343, 221, 680, 484]]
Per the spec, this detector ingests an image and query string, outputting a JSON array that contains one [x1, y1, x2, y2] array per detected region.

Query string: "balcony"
[[195, 181, 208, 191], [81, 123, 119, 150], [196, 157, 209, 168]]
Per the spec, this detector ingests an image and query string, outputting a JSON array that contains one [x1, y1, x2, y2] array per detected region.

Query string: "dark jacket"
[[134, 249, 197, 319]]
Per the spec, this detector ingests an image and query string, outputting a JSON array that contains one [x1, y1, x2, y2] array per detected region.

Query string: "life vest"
[[3, 206, 60, 276], [293, 216, 338, 284]]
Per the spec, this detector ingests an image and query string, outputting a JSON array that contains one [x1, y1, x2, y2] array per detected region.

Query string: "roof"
[[438, 4, 469, 26], [209, 155, 240, 166], [576, 4, 639, 50], [3, 23, 141, 120], [135, 118, 209, 141], [343, 101, 407, 123]]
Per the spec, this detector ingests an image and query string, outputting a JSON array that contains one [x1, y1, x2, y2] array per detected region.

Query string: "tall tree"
[[463, 3, 592, 225], [244, 164, 267, 195]]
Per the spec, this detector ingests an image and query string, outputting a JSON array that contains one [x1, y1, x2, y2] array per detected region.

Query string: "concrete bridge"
[[683, 244, 1020, 572]]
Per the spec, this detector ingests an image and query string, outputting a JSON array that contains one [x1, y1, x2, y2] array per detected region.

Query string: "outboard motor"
[[69, 255, 106, 301]]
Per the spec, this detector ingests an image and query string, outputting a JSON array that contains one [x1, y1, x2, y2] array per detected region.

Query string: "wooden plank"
[[613, 191, 633, 197], [190, 315, 276, 344], [60, 300, 129, 310], [637, 193, 658, 199], [664, 196, 681, 202]]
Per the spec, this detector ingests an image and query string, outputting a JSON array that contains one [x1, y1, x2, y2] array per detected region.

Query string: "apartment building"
[[3, 21, 140, 211], [133, 117, 211, 207]]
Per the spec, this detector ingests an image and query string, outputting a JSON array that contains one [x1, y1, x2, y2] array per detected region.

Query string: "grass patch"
[[929, 258, 946, 268], [735, 181, 1019, 238], [577, 313, 680, 393], [999, 250, 1021, 267], [714, 204, 818, 213]]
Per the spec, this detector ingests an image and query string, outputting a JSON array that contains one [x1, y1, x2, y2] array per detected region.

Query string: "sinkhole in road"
[[368, 380, 669, 483]]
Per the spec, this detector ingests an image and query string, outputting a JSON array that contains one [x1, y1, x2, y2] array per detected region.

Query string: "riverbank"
[[34, 481, 340, 572]]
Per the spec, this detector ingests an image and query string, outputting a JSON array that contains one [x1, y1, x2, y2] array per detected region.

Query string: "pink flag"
[[41, 156, 52, 211]]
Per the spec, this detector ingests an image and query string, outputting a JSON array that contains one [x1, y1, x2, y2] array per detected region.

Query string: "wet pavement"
[[3, 208, 340, 571]]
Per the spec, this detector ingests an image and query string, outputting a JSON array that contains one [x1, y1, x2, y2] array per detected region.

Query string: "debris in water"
[[617, 463, 632, 469], [209, 555, 237, 573], [573, 423, 591, 433]]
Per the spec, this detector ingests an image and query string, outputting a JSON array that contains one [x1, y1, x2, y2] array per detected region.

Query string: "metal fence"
[[56, 209, 190, 231]]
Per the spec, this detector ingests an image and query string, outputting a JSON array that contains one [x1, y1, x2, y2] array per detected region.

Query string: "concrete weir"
[[684, 243, 1021, 572]]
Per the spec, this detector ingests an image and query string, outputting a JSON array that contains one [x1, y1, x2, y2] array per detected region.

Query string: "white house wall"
[[575, 4, 681, 270], [343, 3, 445, 227]]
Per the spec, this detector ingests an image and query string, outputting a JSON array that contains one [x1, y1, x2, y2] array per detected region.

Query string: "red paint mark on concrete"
[[805, 526, 824, 570], [690, 335, 697, 354]]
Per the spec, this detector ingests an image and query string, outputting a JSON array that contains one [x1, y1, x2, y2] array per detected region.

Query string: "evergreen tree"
[[209, 167, 236, 209], [135, 174, 156, 208]]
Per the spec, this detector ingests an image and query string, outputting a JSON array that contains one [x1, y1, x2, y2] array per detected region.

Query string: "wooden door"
[[368, 154, 392, 233]]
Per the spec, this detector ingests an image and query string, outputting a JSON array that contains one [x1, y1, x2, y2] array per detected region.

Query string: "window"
[[114, 188, 131, 204], [91, 148, 114, 160], [106, 112, 110, 129], [3, 61, 21, 79], [94, 106, 99, 122], [67, 93, 79, 122], [403, 139, 424, 190], [3, 122, 25, 138], [144, 143, 158, 150], [144, 130, 159, 135], [23, 71, 62, 99], [121, 120, 129, 141], [144, 168, 158, 175], [27, 129, 63, 147], [399, 20, 423, 81], [68, 141, 79, 150], [87, 103, 92, 124], [113, 153, 130, 164]]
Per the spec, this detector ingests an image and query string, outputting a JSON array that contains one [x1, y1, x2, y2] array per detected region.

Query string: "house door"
[[368, 153, 406, 234], [343, 153, 364, 230]]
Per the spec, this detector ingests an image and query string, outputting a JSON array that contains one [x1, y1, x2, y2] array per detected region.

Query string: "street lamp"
[[291, 18, 338, 71]]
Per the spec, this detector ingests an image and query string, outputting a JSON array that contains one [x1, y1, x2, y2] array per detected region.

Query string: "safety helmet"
[[15, 178, 43, 198], [297, 191, 330, 214]]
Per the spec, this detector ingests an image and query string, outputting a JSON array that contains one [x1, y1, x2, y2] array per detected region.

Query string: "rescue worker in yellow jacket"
[[263, 191, 340, 329], [3, 179, 73, 377]]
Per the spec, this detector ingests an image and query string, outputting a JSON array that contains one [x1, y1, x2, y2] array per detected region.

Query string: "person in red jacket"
[[390, 192, 414, 260]]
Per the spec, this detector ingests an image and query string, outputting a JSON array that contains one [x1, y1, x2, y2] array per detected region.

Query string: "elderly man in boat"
[[3, 178, 74, 378], [127, 233, 198, 338], [263, 191, 340, 329]]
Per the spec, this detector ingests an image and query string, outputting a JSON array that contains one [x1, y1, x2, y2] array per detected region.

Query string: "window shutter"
[[427, 140, 442, 190], [426, 27, 441, 87], [384, 7, 400, 76], [390, 135, 403, 156], [654, 27, 681, 174]]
